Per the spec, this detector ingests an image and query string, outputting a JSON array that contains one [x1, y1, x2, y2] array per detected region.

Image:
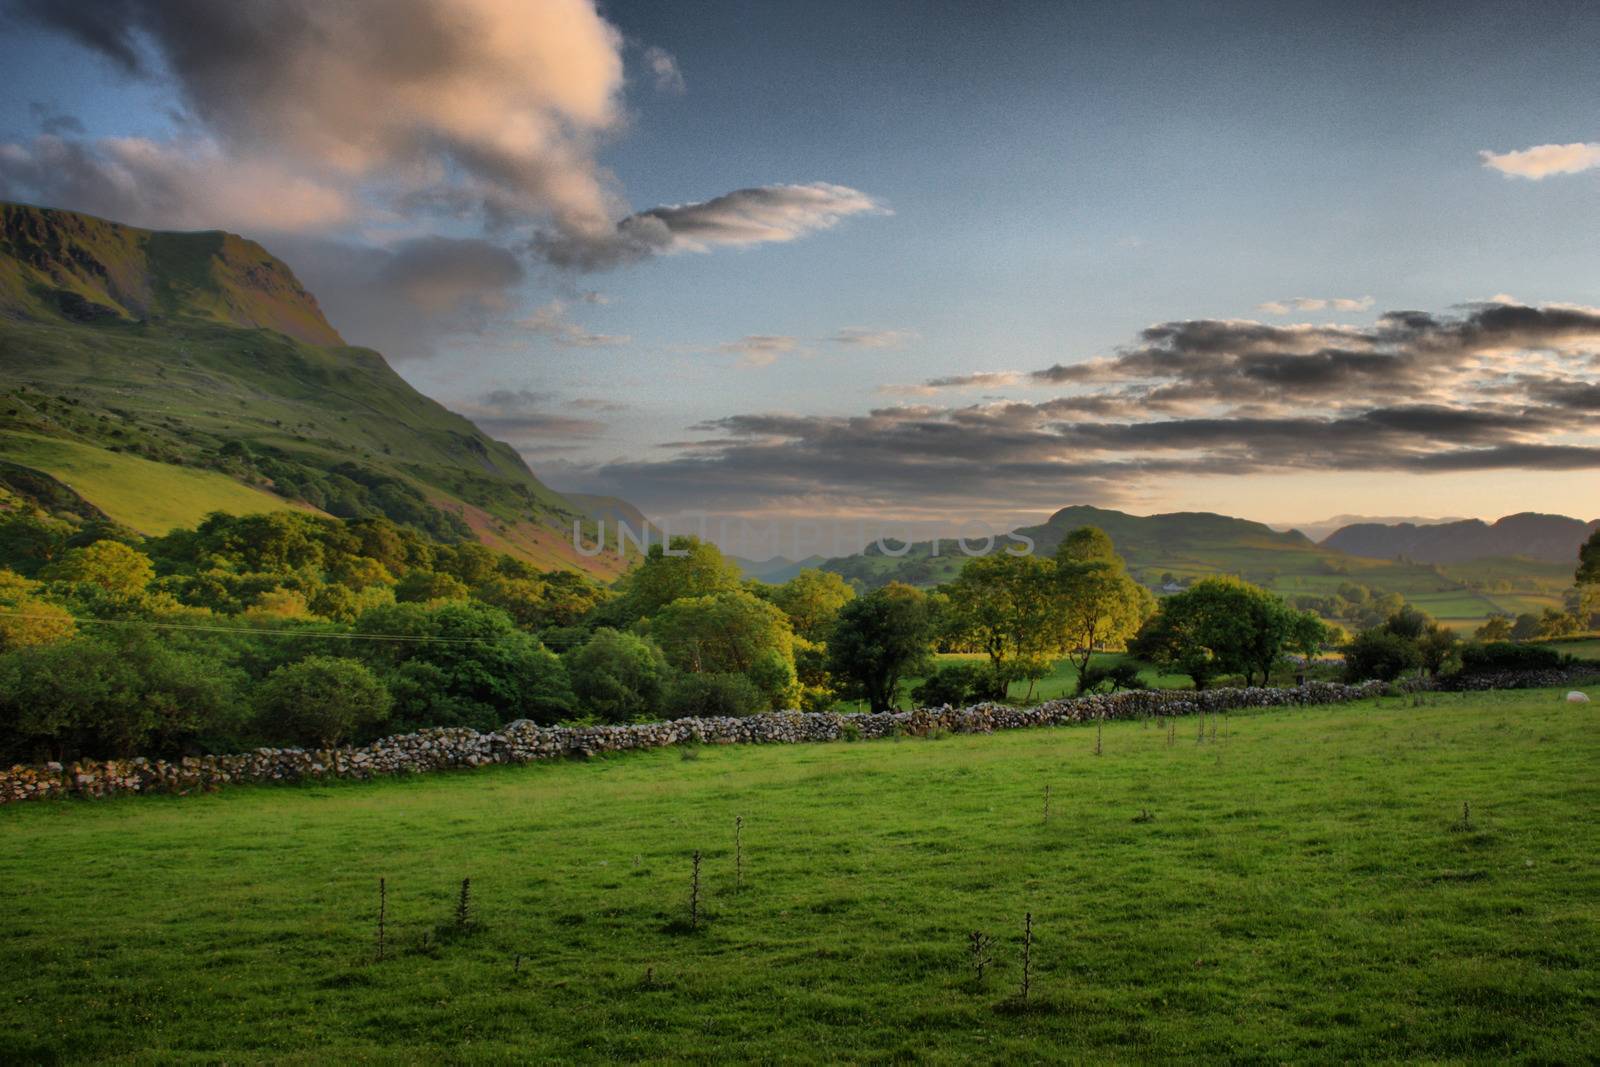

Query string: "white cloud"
[[1480, 142, 1600, 180], [1256, 295, 1374, 315], [642, 46, 686, 94], [829, 327, 918, 349], [718, 335, 800, 367], [516, 300, 630, 347]]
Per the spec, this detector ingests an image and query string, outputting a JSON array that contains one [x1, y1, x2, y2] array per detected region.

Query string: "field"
[[4, 687, 1597, 1062], [0, 430, 310, 533]]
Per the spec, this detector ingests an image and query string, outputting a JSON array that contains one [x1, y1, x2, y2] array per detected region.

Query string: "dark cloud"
[[26, 101, 85, 135], [268, 235, 523, 362], [564, 301, 1600, 515], [452, 389, 609, 446]]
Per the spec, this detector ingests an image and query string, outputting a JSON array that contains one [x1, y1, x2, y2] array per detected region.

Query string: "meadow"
[[3, 687, 1596, 1062]]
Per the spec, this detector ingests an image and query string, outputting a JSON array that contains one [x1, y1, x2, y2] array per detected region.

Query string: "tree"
[[355, 601, 575, 729], [393, 569, 470, 604], [1474, 615, 1514, 642], [255, 656, 392, 748], [41, 539, 153, 603], [1510, 612, 1542, 641], [1342, 629, 1422, 682], [1577, 528, 1600, 587], [772, 569, 855, 643], [565, 628, 672, 723], [1285, 610, 1331, 677], [612, 536, 742, 622], [650, 590, 799, 710], [1129, 576, 1292, 688], [0, 569, 75, 651], [0, 629, 244, 763], [1054, 527, 1153, 680], [945, 553, 1065, 696], [826, 582, 934, 713], [663, 672, 765, 718]]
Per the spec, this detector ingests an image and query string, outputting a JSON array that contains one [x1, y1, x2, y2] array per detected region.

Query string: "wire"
[[0, 609, 506, 645]]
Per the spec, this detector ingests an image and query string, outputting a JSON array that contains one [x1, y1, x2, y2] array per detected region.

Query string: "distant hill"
[[1271, 513, 1469, 543], [1322, 513, 1598, 565], [0, 202, 630, 577], [818, 504, 1576, 629], [731, 554, 828, 584]]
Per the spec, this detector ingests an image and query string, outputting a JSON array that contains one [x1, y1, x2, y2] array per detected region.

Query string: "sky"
[[1, 0, 1597, 554]]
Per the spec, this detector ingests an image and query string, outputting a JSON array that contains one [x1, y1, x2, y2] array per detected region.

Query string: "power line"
[[0, 609, 506, 645]]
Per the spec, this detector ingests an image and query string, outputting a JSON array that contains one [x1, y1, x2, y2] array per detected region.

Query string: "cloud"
[[26, 102, 84, 135], [828, 327, 917, 348], [0, 134, 354, 233], [516, 300, 630, 347], [532, 182, 885, 270], [8, 0, 630, 236], [1481, 141, 1600, 179], [562, 300, 1600, 515], [1256, 295, 1374, 314], [642, 46, 685, 94], [453, 388, 610, 445], [268, 235, 524, 361], [717, 335, 800, 367]]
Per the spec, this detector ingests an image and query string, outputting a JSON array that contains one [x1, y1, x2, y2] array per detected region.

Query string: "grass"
[[3, 687, 1597, 1062], [0, 429, 308, 533]]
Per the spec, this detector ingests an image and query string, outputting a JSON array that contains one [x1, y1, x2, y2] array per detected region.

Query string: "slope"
[[0, 202, 628, 577]]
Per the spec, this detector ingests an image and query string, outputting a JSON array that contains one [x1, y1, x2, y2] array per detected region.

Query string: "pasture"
[[2, 686, 1596, 1062]]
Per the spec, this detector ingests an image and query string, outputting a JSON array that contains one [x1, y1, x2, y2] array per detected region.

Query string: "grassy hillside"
[[0, 203, 629, 577], [823, 505, 1573, 630], [2, 688, 1595, 1061], [0, 430, 312, 532]]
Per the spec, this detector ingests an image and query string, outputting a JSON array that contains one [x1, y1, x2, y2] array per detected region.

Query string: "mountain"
[[1270, 513, 1469, 543], [731, 554, 828, 583], [0, 202, 628, 577], [1322, 513, 1599, 565], [818, 504, 1576, 629]]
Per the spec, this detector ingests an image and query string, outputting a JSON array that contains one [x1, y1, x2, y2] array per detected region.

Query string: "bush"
[[1342, 629, 1423, 682], [911, 663, 986, 707], [1459, 641, 1566, 674], [663, 672, 764, 718], [565, 628, 671, 723], [0, 629, 245, 763], [255, 656, 391, 748], [1076, 662, 1147, 696]]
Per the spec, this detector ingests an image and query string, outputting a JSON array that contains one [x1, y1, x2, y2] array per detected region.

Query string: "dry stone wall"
[[1, 680, 1401, 804]]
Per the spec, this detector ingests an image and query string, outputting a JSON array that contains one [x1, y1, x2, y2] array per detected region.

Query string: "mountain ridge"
[[0, 201, 628, 577], [1321, 512, 1599, 565]]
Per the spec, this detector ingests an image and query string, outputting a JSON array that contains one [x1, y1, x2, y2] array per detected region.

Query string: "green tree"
[[255, 656, 391, 748], [1054, 527, 1154, 680], [1342, 628, 1422, 682], [1129, 576, 1292, 688], [945, 553, 1065, 696], [41, 539, 154, 603], [613, 536, 743, 622], [826, 582, 934, 713], [1510, 612, 1542, 641], [0, 569, 75, 651], [650, 590, 799, 710], [565, 628, 672, 723], [355, 601, 575, 729], [1474, 615, 1514, 642], [772, 569, 855, 643], [393, 569, 470, 604]]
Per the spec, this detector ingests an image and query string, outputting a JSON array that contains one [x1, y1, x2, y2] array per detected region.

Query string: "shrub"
[[911, 662, 987, 707], [1459, 641, 1566, 674], [1343, 628, 1423, 682], [255, 655, 392, 747], [663, 672, 764, 718], [1076, 661, 1147, 695], [565, 628, 672, 723]]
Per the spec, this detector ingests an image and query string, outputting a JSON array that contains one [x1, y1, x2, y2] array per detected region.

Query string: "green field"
[[0, 430, 309, 533], [4, 688, 1597, 1062]]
